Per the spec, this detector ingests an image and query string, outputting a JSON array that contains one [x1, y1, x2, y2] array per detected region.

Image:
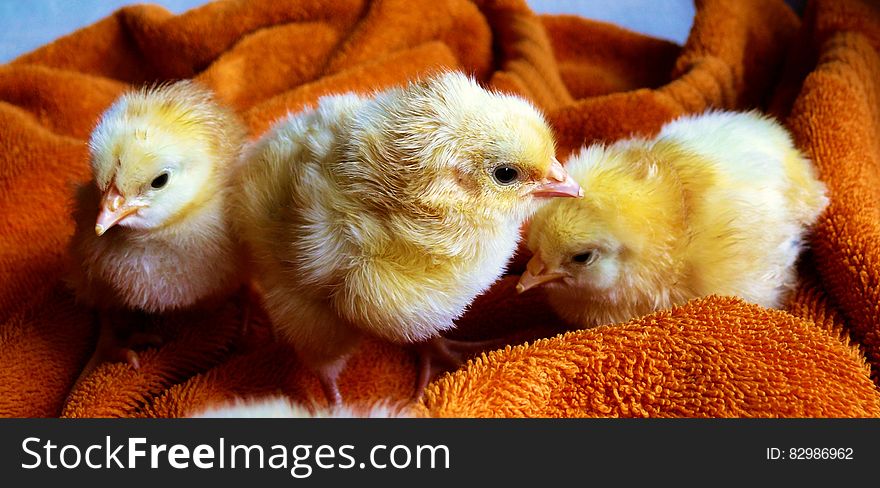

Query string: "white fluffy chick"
[[519, 110, 829, 328], [234, 72, 582, 404], [68, 80, 248, 374], [193, 396, 411, 418]]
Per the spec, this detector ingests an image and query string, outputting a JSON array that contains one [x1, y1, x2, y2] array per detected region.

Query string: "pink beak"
[[516, 253, 566, 293], [95, 185, 140, 236], [530, 158, 583, 199]]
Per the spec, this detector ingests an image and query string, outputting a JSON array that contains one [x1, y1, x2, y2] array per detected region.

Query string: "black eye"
[[151, 172, 169, 189], [572, 251, 595, 264], [492, 165, 519, 185]]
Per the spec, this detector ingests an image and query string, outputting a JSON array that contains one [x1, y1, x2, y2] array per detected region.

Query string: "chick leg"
[[298, 340, 361, 408], [266, 290, 362, 407], [236, 281, 271, 340], [312, 355, 351, 407], [93, 312, 162, 369], [238, 285, 253, 339], [70, 311, 161, 391], [414, 336, 507, 399]]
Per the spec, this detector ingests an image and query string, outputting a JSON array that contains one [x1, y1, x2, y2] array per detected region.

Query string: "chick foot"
[[109, 331, 164, 370], [317, 371, 343, 408], [72, 313, 162, 389], [414, 337, 506, 399], [310, 355, 351, 408]]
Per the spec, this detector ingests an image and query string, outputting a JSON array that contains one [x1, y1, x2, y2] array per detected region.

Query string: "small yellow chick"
[[234, 72, 582, 404], [519, 110, 829, 328], [67, 80, 248, 373]]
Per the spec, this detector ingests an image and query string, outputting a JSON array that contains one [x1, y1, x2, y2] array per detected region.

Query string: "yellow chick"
[[234, 72, 582, 404], [67, 80, 248, 373], [518, 110, 829, 328]]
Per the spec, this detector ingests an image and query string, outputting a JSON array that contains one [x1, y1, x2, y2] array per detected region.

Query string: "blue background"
[[0, 0, 696, 63]]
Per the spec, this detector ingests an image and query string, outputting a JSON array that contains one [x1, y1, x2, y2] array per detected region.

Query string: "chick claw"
[[414, 337, 506, 399], [74, 321, 162, 389], [105, 331, 163, 370]]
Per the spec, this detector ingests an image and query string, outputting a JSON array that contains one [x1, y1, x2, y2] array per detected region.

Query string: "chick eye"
[[492, 165, 519, 185], [150, 172, 169, 189], [572, 251, 596, 265]]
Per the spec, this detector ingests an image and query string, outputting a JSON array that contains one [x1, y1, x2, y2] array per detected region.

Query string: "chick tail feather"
[[783, 150, 830, 227]]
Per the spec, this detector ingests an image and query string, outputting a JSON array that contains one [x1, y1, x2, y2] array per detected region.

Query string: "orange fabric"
[[1, 0, 878, 418]]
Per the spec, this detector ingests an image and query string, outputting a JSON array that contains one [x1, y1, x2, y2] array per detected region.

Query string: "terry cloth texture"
[[1, 0, 879, 418]]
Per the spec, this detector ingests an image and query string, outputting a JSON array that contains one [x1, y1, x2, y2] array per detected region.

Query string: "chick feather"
[[67, 80, 248, 372], [234, 72, 581, 403], [520, 110, 829, 328], [193, 396, 412, 418]]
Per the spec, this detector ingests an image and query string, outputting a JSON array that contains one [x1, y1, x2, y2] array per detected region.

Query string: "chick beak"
[[516, 253, 566, 293], [531, 158, 583, 199], [95, 185, 140, 236]]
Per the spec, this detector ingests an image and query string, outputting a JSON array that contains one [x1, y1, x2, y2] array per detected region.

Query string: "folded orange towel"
[[1, 0, 878, 418]]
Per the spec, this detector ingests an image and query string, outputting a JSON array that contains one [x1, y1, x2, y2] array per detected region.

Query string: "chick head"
[[345, 72, 582, 226], [88, 80, 245, 236], [518, 143, 686, 311]]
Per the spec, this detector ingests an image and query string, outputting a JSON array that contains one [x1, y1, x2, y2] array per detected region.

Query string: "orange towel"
[[1, 0, 878, 418]]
